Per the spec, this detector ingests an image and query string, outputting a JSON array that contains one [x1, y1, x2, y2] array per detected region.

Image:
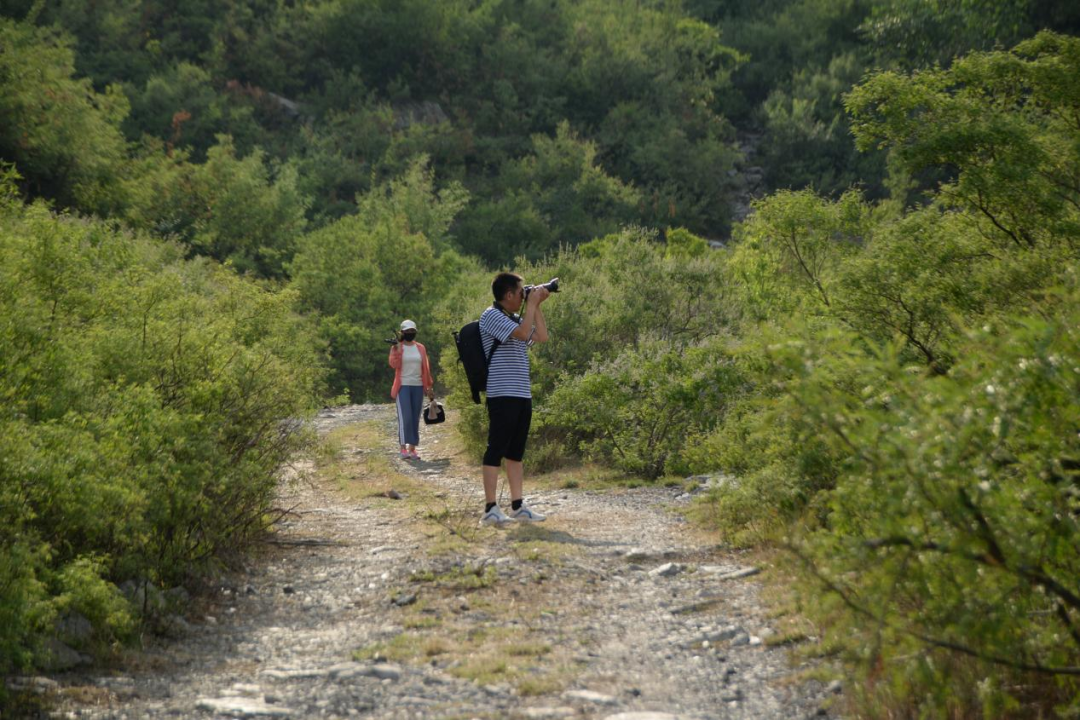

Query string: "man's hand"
[[527, 286, 550, 305]]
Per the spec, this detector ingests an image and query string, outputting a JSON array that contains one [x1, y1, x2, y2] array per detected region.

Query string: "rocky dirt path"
[[45, 405, 835, 720]]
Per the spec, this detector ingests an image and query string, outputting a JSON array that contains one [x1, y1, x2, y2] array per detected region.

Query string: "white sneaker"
[[510, 504, 546, 522], [480, 505, 512, 526]]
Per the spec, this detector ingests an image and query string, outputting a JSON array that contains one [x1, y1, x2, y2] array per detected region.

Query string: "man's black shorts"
[[483, 397, 532, 466]]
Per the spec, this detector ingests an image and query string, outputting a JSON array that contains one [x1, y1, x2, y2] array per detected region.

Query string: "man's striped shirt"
[[479, 306, 532, 399]]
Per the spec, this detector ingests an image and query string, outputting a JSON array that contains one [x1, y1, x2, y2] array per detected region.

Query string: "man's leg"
[[504, 399, 532, 502], [503, 399, 544, 521], [482, 464, 500, 504], [505, 460, 524, 501], [483, 397, 515, 505]]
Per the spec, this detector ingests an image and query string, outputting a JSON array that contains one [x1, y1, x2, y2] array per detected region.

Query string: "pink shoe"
[[400, 450, 409, 459], [409, 450, 420, 460]]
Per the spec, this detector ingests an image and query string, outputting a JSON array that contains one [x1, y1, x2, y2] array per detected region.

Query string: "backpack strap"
[[485, 337, 501, 366], [485, 302, 519, 365]]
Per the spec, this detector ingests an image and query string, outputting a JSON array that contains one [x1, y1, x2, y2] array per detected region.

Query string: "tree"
[[290, 157, 471, 399], [848, 32, 1080, 255], [0, 18, 129, 215], [455, 122, 641, 264]]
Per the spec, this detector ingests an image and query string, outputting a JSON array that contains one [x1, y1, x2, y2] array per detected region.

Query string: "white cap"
[[400, 319, 417, 331]]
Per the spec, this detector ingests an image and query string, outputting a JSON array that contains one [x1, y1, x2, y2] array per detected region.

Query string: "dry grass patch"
[[318, 422, 425, 503], [528, 463, 644, 492], [507, 524, 582, 565], [408, 563, 497, 590], [316, 419, 485, 555], [355, 570, 593, 697]]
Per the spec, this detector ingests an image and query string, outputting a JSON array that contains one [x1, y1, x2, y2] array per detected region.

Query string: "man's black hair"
[[492, 272, 523, 303]]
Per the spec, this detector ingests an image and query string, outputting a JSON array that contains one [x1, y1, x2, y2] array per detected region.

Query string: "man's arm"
[[531, 304, 549, 344], [510, 287, 549, 341]]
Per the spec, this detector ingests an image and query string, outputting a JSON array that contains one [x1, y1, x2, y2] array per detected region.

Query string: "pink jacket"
[[388, 342, 433, 399]]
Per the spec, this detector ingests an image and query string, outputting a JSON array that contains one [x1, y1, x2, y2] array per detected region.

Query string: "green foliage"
[[0, 541, 51, 676], [53, 558, 134, 648], [123, 136, 311, 278], [861, 0, 1031, 68], [848, 31, 1080, 254], [783, 300, 1080, 714], [291, 157, 474, 400], [191, 137, 310, 277], [0, 189, 323, 675], [688, 34, 1080, 715], [124, 62, 265, 160], [726, 189, 869, 321], [436, 227, 736, 473], [681, 326, 842, 545], [664, 227, 709, 259], [5, 0, 751, 245], [1, 3, 1079, 714], [456, 122, 641, 264], [0, 18, 129, 214], [544, 340, 737, 478], [759, 52, 886, 196]]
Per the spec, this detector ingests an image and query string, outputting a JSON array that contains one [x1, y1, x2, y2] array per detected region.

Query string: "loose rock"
[[649, 563, 683, 578], [195, 697, 294, 717], [564, 689, 618, 705]]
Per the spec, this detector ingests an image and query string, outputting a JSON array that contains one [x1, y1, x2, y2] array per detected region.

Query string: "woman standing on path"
[[388, 319, 435, 460]]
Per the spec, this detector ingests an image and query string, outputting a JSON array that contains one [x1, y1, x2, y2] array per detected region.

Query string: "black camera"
[[523, 277, 560, 298]]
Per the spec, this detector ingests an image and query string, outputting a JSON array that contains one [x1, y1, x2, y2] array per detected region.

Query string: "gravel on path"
[[33, 405, 835, 720]]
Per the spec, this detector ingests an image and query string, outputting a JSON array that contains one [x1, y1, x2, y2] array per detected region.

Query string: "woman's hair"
[[492, 272, 523, 302]]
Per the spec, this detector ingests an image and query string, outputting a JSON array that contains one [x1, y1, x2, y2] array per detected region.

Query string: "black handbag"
[[423, 399, 445, 425]]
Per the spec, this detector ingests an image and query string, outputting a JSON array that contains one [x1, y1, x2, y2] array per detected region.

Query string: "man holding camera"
[[479, 272, 552, 525]]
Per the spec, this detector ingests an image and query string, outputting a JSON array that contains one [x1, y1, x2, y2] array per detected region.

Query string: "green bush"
[[435, 226, 736, 473], [688, 38, 1080, 714], [0, 18, 129, 215], [681, 327, 842, 545], [291, 156, 474, 401], [0, 186, 323, 676], [454, 122, 641, 265], [543, 340, 738, 478], [782, 296, 1080, 715], [123, 135, 311, 278]]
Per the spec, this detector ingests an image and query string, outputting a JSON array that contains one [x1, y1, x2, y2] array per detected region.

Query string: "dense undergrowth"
[[2, 0, 1080, 716]]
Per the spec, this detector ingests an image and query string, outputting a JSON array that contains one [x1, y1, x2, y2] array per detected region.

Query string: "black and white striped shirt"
[[479, 306, 532, 399]]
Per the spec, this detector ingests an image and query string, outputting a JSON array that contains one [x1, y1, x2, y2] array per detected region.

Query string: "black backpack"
[[453, 321, 501, 404]]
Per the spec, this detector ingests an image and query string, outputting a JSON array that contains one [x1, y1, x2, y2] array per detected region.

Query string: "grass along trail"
[[49, 404, 835, 719]]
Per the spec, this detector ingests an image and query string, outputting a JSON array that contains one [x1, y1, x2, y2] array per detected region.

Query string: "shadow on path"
[[510, 524, 627, 549]]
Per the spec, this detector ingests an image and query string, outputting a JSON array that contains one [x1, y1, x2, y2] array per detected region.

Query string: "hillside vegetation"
[[2, 0, 1080, 715]]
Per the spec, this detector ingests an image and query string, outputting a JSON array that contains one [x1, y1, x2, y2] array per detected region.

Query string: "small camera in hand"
[[385, 334, 399, 345], [523, 277, 560, 299]]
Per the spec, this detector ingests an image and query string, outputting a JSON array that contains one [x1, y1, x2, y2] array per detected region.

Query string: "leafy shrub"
[[436, 227, 736, 473], [454, 122, 641, 266], [783, 295, 1080, 715], [682, 327, 842, 545], [123, 136, 310, 278], [543, 340, 737, 478], [0, 187, 323, 675], [0, 18, 128, 215], [291, 157, 473, 400], [689, 36, 1080, 714]]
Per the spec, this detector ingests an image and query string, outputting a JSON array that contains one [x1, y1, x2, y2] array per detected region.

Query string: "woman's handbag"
[[423, 399, 445, 425]]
